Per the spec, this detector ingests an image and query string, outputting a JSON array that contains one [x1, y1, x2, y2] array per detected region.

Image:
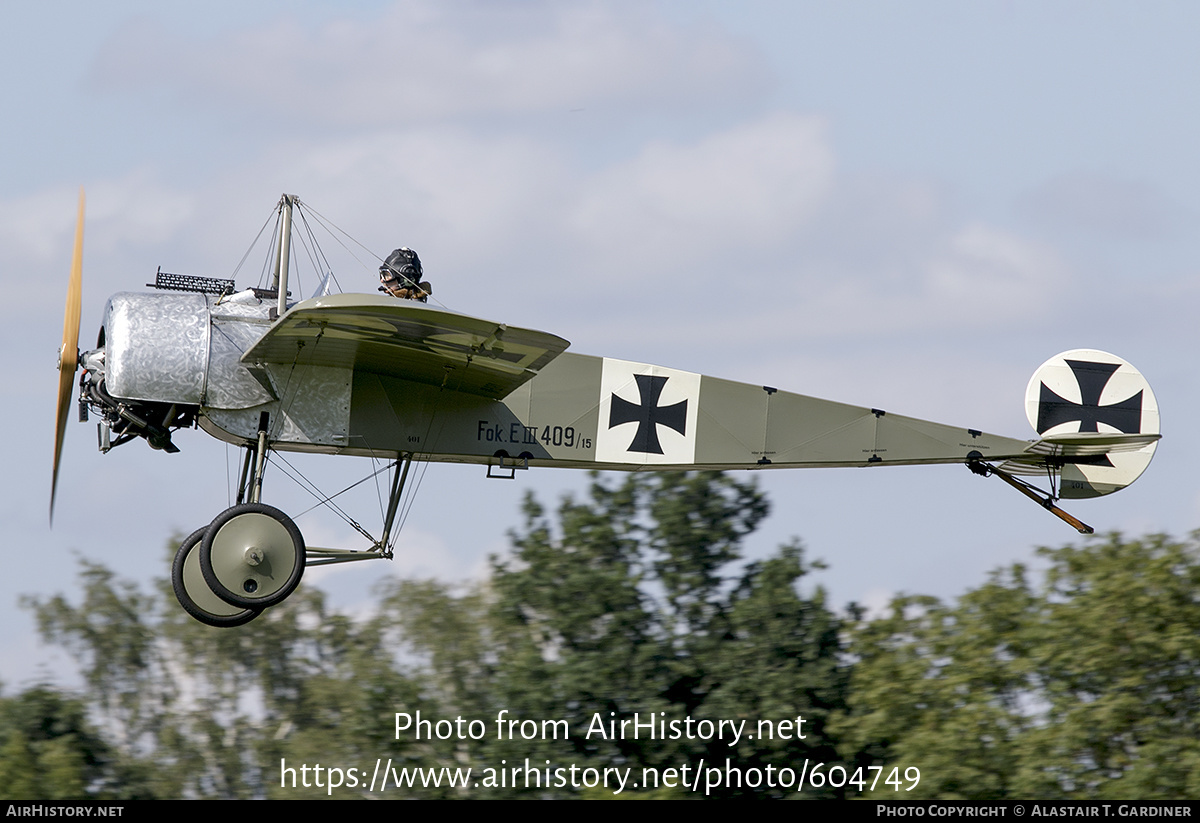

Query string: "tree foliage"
[[19, 542, 430, 798], [378, 472, 848, 798], [13, 478, 1200, 799], [17, 473, 845, 798], [0, 686, 109, 799], [838, 531, 1200, 799]]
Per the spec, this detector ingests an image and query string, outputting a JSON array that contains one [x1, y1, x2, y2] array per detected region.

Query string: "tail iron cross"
[[1036, 359, 1143, 438], [965, 349, 1161, 534]]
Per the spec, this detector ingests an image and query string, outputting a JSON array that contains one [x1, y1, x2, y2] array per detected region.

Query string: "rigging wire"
[[370, 451, 388, 529], [393, 458, 430, 550], [299, 202, 452, 310], [228, 208, 278, 285], [295, 202, 381, 268], [292, 219, 320, 297], [255, 213, 283, 291], [269, 453, 384, 544], [294, 205, 343, 294]]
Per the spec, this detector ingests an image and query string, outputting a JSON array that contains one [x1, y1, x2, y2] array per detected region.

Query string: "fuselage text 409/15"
[[476, 420, 591, 450]]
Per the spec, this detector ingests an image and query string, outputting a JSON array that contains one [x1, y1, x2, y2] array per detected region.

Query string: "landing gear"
[[172, 413, 305, 626], [200, 503, 306, 610], [171, 527, 262, 628], [170, 414, 413, 627]]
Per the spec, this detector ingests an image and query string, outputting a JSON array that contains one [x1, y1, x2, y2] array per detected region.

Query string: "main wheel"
[[172, 528, 262, 628], [200, 503, 305, 610]]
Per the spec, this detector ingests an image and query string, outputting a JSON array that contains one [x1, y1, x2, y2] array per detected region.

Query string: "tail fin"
[[1001, 349, 1159, 499]]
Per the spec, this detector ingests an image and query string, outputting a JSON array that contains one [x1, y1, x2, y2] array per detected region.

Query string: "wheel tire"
[[200, 503, 306, 610], [172, 528, 262, 628]]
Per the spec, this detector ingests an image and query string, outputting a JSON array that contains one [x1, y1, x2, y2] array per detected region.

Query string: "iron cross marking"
[[609, 374, 688, 454], [1037, 359, 1143, 435]]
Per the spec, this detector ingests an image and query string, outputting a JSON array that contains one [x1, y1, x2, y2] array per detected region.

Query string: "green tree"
[[384, 472, 851, 798], [837, 531, 1200, 799], [25, 473, 852, 799], [24, 541, 432, 799], [0, 685, 113, 799]]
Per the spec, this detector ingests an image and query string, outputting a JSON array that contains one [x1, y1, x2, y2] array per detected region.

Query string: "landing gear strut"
[[171, 412, 417, 627]]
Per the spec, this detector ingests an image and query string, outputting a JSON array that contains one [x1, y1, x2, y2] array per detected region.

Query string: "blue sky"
[[5, 1, 1199, 687]]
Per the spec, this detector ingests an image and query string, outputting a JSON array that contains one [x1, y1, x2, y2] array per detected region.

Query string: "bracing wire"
[[229, 208, 278, 285], [294, 202, 381, 268], [393, 458, 431, 549], [269, 454, 381, 544], [294, 206, 342, 293], [256, 213, 283, 291], [285, 231, 315, 302], [299, 202, 452, 310], [372, 452, 388, 528]]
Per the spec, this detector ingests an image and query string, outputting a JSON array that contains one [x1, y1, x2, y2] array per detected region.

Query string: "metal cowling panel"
[[104, 292, 209, 404]]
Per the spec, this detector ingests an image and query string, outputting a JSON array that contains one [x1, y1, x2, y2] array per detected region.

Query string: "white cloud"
[[100, 112, 836, 314], [925, 222, 1066, 310], [1017, 171, 1187, 241], [266, 129, 574, 266], [92, 1, 770, 125], [0, 175, 194, 322], [0, 187, 86, 266], [738, 219, 1068, 343], [567, 112, 836, 279]]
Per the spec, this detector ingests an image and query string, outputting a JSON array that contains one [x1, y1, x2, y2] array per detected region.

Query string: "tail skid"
[[968, 457, 1094, 534]]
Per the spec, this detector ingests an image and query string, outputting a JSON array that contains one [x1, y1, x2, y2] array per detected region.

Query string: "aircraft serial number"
[[476, 420, 592, 450]]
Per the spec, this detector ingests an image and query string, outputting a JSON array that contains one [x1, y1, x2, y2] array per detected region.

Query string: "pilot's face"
[[380, 272, 403, 297]]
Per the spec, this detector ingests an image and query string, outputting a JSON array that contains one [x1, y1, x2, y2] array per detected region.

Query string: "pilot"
[[379, 247, 432, 302]]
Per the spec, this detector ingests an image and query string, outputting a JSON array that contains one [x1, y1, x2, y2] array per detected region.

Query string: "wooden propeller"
[[51, 188, 84, 524]]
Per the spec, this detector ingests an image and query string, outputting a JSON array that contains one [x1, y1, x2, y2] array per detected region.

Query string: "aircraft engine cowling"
[[77, 292, 212, 453], [104, 292, 210, 404]]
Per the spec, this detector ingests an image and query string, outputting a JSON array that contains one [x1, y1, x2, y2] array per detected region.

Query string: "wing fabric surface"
[[240, 294, 569, 400]]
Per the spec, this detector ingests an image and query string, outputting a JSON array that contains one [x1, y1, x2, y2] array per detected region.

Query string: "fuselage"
[[89, 289, 1034, 473]]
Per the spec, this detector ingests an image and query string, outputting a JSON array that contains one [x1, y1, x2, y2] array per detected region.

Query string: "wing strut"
[[967, 458, 1094, 535]]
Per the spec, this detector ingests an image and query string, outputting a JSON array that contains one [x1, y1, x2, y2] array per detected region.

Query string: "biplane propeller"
[[52, 193, 1161, 627]]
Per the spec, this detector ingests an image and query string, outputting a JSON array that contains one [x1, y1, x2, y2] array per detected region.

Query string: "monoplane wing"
[[241, 294, 570, 399]]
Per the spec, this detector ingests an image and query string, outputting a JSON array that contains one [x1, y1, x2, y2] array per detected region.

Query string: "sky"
[[4, 1, 1199, 688]]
